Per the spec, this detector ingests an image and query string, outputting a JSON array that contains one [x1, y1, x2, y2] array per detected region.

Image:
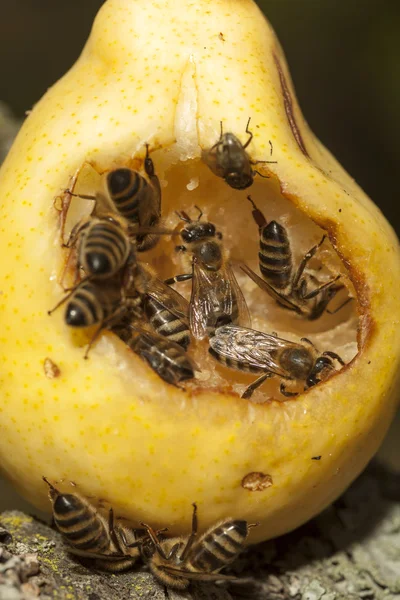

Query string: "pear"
[[0, 0, 399, 544]]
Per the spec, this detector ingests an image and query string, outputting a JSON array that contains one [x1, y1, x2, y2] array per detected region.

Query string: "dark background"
[[0, 0, 398, 232]]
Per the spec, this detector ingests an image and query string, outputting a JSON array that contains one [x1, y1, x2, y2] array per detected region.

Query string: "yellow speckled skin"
[[0, 0, 399, 543]]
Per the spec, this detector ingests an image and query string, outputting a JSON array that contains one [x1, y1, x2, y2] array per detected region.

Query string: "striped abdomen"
[[65, 281, 121, 328], [208, 348, 264, 375], [129, 333, 194, 385], [106, 168, 149, 223], [144, 297, 190, 350], [188, 520, 249, 573], [79, 219, 130, 279], [53, 493, 111, 554], [259, 221, 292, 289]]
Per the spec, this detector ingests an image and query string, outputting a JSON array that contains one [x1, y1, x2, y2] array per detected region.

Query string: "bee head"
[[225, 171, 253, 190], [181, 222, 216, 243]]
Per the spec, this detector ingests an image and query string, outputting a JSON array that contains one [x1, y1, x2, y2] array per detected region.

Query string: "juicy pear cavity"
[[57, 143, 358, 404]]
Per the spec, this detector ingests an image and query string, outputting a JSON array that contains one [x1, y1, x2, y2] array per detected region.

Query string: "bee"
[[164, 207, 251, 340], [208, 324, 345, 399], [67, 145, 162, 252], [42, 477, 145, 571], [143, 276, 191, 350], [48, 277, 140, 359], [64, 214, 132, 282], [140, 503, 258, 590], [243, 196, 346, 320], [201, 118, 276, 190], [113, 323, 196, 387]]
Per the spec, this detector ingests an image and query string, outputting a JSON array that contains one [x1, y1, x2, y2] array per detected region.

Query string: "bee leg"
[[139, 522, 169, 560], [143, 143, 155, 178], [300, 337, 318, 350], [326, 296, 353, 315], [108, 508, 124, 553], [164, 273, 193, 286], [47, 278, 87, 316], [253, 169, 270, 179], [179, 503, 198, 562], [301, 275, 341, 301], [247, 195, 268, 230], [84, 306, 127, 359], [322, 351, 345, 366], [279, 383, 299, 397], [292, 235, 328, 290], [242, 373, 273, 399]]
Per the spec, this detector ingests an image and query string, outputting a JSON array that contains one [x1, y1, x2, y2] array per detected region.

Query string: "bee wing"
[[147, 278, 190, 324], [240, 263, 301, 312], [225, 262, 251, 328], [159, 566, 238, 582], [190, 262, 250, 340], [130, 326, 200, 373], [210, 325, 297, 377], [66, 548, 138, 561]]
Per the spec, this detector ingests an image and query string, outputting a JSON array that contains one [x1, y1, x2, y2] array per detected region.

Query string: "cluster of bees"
[[50, 118, 349, 398], [43, 477, 256, 589]]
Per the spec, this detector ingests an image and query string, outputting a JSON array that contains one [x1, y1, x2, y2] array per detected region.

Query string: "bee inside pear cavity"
[[201, 117, 277, 190], [49, 127, 356, 401], [43, 478, 257, 590]]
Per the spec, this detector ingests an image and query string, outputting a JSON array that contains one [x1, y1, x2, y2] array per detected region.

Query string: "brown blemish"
[[273, 53, 309, 158], [43, 358, 61, 379], [219, 32, 225, 42], [311, 456, 321, 461], [241, 472, 273, 492]]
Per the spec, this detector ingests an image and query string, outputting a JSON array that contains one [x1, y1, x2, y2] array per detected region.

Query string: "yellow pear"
[[0, 0, 399, 544]]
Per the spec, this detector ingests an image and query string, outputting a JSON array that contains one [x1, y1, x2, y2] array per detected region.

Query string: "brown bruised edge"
[[273, 52, 309, 158]]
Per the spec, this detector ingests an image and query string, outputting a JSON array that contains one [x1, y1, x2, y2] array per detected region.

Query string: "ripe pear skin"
[[0, 0, 399, 543]]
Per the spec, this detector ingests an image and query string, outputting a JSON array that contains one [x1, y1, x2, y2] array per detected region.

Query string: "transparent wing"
[[240, 263, 300, 312], [146, 277, 190, 324], [225, 262, 251, 328], [190, 261, 249, 340], [210, 325, 300, 376]]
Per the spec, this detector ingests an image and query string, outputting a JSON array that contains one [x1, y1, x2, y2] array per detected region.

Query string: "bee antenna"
[[194, 206, 203, 221], [248, 522, 260, 529], [176, 210, 192, 223], [42, 476, 58, 492]]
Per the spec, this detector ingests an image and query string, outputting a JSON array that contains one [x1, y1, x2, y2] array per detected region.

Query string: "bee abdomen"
[[259, 221, 292, 289], [208, 348, 263, 374], [82, 223, 130, 278], [145, 298, 190, 350], [190, 520, 248, 572], [107, 168, 145, 222], [53, 494, 110, 552], [65, 285, 104, 327]]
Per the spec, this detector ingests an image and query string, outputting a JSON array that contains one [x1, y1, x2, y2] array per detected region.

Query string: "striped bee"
[[65, 214, 132, 281], [113, 323, 196, 387], [140, 503, 258, 590], [48, 277, 141, 359], [209, 324, 345, 399], [243, 196, 346, 320], [143, 275, 191, 350], [164, 207, 250, 340], [42, 477, 145, 572], [67, 145, 162, 252], [201, 118, 276, 190]]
